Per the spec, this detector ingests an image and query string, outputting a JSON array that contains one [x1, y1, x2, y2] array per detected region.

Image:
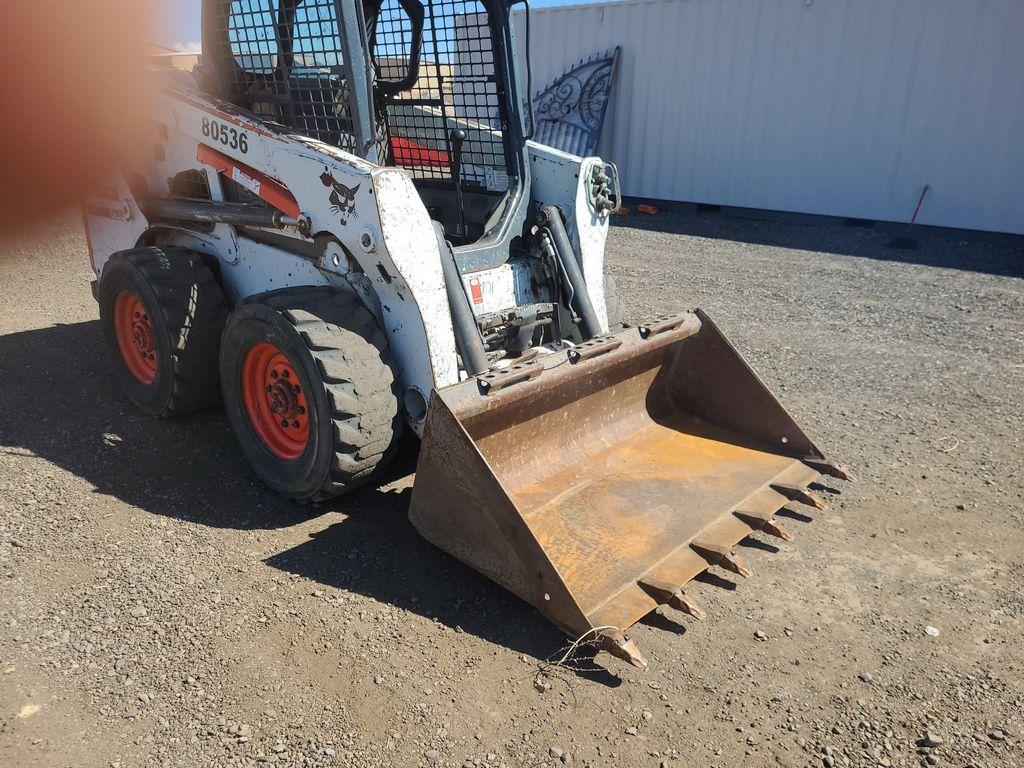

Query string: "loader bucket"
[[409, 310, 850, 667]]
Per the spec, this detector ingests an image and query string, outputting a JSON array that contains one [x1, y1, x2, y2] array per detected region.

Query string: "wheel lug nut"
[[292, 420, 299, 428], [280, 419, 288, 428], [297, 406, 305, 415], [266, 385, 273, 393], [270, 371, 278, 379], [282, 370, 290, 379], [292, 385, 300, 394]]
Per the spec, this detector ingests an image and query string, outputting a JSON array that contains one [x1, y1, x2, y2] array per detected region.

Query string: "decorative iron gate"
[[532, 47, 619, 158]]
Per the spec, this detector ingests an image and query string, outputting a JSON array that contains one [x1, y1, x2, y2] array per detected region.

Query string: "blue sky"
[[150, 0, 599, 48]]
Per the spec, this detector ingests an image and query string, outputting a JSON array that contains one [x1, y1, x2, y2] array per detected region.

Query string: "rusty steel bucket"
[[409, 310, 850, 667]]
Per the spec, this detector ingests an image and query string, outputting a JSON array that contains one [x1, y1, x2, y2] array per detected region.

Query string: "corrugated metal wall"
[[513, 0, 1024, 234]]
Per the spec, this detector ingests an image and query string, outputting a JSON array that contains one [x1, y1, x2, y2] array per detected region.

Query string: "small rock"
[[624, 727, 638, 736], [784, 627, 794, 637], [859, 671, 873, 683], [956, 503, 966, 511], [924, 625, 940, 637], [917, 731, 943, 748], [754, 630, 767, 642], [988, 730, 1005, 741], [129, 606, 147, 618], [272, 743, 286, 753], [424, 749, 440, 761], [373, 675, 384, 685], [549, 746, 563, 759]]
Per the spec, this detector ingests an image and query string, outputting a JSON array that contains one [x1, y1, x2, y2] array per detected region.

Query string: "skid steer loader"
[[82, 0, 850, 667]]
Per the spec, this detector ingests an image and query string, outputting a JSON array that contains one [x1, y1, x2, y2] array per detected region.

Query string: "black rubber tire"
[[98, 247, 227, 417], [604, 273, 626, 330], [219, 287, 402, 502]]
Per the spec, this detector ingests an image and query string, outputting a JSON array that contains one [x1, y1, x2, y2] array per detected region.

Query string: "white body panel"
[[82, 170, 149, 274], [527, 142, 611, 332], [86, 77, 458, 431], [460, 258, 549, 316]]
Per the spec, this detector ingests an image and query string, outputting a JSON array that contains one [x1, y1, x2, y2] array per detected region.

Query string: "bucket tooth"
[[691, 538, 727, 564], [691, 540, 751, 577], [771, 483, 826, 510], [803, 458, 854, 482], [596, 630, 648, 669], [734, 508, 770, 528], [671, 591, 705, 620], [762, 518, 795, 542], [719, 550, 752, 578], [734, 509, 795, 543], [638, 578, 705, 620], [638, 576, 679, 603]]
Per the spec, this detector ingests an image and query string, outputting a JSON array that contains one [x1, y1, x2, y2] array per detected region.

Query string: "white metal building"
[[514, 0, 1024, 234]]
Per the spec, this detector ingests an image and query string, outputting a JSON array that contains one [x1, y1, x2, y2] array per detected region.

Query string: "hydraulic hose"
[[145, 198, 302, 230], [434, 224, 490, 376], [539, 205, 601, 340]]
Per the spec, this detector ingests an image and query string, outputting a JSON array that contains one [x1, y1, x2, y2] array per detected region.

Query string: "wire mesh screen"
[[369, 0, 510, 192], [167, 169, 212, 201], [217, 0, 357, 151]]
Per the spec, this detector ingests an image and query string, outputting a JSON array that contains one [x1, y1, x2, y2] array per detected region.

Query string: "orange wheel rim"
[[241, 342, 309, 460], [113, 291, 158, 384]]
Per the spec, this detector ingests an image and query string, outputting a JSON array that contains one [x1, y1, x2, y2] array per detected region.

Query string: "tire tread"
[[111, 246, 227, 416], [254, 287, 402, 501]]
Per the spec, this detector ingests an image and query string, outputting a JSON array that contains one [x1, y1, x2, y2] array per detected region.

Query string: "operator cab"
[[201, 0, 525, 248]]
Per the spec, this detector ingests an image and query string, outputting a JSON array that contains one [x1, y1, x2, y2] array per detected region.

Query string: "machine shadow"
[[614, 208, 1024, 278], [265, 483, 583, 668], [0, 320, 616, 676], [0, 320, 316, 530]]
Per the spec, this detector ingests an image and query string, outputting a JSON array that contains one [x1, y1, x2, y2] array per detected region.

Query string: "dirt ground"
[[1, 210, 1022, 768]]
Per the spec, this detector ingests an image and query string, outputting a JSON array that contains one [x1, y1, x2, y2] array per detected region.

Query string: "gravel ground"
[[1, 210, 1022, 768]]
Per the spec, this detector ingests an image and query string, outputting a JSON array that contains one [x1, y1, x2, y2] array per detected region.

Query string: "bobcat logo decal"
[[320, 167, 360, 223]]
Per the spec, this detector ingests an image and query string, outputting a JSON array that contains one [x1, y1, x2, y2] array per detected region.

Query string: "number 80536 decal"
[[201, 116, 249, 153]]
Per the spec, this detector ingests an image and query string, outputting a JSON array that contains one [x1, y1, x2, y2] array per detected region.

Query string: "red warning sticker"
[[469, 276, 483, 305]]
